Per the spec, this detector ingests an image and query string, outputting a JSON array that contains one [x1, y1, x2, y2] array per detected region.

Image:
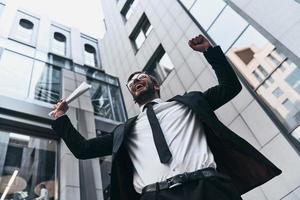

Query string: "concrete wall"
[[100, 0, 300, 199]]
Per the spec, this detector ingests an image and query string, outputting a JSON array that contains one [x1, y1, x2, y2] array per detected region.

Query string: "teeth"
[[136, 84, 144, 90]]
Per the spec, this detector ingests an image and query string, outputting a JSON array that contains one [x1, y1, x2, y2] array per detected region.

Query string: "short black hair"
[[127, 71, 160, 97]]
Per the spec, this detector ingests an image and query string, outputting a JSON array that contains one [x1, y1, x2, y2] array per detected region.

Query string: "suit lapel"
[[168, 95, 215, 127], [112, 116, 138, 154]]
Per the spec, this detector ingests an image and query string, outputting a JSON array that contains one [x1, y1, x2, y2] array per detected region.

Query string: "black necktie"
[[144, 102, 172, 164]]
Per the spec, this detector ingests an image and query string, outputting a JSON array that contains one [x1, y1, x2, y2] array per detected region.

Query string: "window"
[[33, 64, 61, 104], [130, 14, 153, 51], [181, 0, 197, 9], [50, 25, 71, 57], [272, 87, 284, 98], [16, 18, 34, 43], [282, 98, 295, 112], [88, 78, 126, 122], [11, 11, 39, 45], [268, 53, 281, 67], [0, 3, 4, 17], [207, 6, 248, 51], [285, 64, 300, 95], [0, 50, 61, 104], [144, 45, 175, 84], [52, 32, 66, 56], [257, 65, 269, 78], [121, 0, 139, 21], [84, 44, 97, 67], [252, 70, 264, 83], [0, 131, 58, 200], [81, 67, 125, 122], [0, 50, 34, 99], [232, 25, 269, 49], [190, 0, 226, 30]]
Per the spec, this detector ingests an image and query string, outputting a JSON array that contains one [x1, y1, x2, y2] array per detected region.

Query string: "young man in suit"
[[51, 34, 281, 200]]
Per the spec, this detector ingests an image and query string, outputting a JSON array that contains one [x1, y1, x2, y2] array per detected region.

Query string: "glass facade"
[[0, 49, 61, 104], [87, 78, 126, 122], [0, 130, 57, 200], [179, 0, 300, 145], [74, 64, 126, 122]]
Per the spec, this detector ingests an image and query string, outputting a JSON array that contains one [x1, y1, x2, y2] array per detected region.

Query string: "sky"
[[8, 0, 106, 38]]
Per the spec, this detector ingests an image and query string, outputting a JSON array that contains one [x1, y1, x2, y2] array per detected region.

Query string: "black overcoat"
[[52, 46, 282, 200]]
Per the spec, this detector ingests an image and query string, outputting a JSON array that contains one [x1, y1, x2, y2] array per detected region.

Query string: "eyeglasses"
[[126, 73, 148, 91]]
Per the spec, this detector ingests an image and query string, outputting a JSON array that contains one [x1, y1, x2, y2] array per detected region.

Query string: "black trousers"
[[140, 174, 243, 200]]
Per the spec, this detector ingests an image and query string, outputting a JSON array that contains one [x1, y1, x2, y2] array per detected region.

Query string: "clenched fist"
[[188, 34, 212, 52], [51, 99, 69, 119]]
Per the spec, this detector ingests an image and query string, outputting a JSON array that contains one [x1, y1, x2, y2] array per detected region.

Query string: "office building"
[[0, 1, 126, 200], [100, 0, 300, 199]]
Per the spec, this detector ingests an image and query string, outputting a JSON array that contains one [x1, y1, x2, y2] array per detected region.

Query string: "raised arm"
[[51, 100, 113, 159], [189, 35, 242, 111]]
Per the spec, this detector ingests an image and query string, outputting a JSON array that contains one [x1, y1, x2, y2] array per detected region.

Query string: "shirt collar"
[[139, 98, 164, 112]]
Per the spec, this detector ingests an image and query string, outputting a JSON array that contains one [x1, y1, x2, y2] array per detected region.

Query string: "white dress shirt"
[[125, 98, 216, 193]]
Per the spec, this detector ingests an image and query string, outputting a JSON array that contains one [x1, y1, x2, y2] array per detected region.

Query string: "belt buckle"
[[167, 172, 188, 189], [169, 182, 182, 189]]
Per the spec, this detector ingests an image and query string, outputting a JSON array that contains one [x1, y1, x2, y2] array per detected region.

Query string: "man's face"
[[127, 73, 158, 103]]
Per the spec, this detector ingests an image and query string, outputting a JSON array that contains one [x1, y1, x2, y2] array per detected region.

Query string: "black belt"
[[142, 167, 218, 194]]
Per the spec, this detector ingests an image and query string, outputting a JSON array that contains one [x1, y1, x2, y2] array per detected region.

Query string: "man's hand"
[[188, 34, 212, 52], [51, 99, 69, 119]]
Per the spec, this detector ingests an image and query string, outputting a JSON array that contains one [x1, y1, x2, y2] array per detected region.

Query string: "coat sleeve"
[[202, 46, 242, 111], [51, 115, 113, 159]]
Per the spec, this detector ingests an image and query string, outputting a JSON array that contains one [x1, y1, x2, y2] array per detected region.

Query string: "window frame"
[[10, 10, 40, 46], [143, 44, 175, 85], [129, 13, 153, 52]]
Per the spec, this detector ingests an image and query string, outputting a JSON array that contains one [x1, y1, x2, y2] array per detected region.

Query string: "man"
[[51, 34, 281, 200]]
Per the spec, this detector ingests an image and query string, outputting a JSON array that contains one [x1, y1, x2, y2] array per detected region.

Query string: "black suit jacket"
[[52, 46, 281, 200]]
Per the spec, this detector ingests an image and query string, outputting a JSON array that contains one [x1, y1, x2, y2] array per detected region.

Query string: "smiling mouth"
[[135, 83, 145, 91]]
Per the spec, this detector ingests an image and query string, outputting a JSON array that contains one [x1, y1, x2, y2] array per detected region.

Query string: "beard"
[[133, 83, 156, 104]]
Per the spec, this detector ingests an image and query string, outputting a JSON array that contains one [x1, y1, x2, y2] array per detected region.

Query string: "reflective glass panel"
[[125, 0, 139, 20], [0, 50, 33, 99], [255, 62, 300, 131], [134, 30, 146, 50], [154, 52, 175, 84], [88, 79, 114, 120], [0, 130, 57, 200], [109, 86, 126, 122], [208, 6, 248, 51], [226, 24, 300, 133], [181, 0, 196, 9], [190, 0, 226, 30], [30, 61, 61, 104], [232, 26, 269, 49]]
